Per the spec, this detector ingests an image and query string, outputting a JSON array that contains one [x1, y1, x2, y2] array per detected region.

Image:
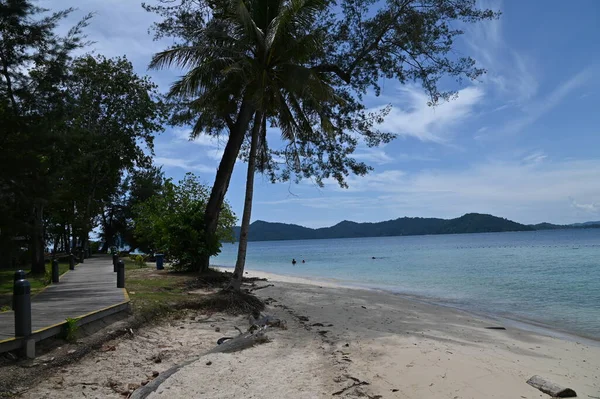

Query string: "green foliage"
[[0, 1, 166, 272], [146, 0, 499, 187], [130, 255, 147, 268], [133, 173, 236, 272], [64, 317, 79, 343]]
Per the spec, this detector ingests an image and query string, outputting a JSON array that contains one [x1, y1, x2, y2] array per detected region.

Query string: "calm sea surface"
[[214, 229, 600, 339]]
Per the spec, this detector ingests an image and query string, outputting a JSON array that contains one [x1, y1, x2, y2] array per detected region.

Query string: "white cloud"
[[154, 157, 215, 174], [570, 199, 599, 214], [287, 158, 600, 224], [374, 86, 484, 143]]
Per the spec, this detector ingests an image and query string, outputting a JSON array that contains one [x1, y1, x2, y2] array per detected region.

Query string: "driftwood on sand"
[[206, 326, 268, 354], [526, 375, 577, 398], [131, 316, 283, 399]]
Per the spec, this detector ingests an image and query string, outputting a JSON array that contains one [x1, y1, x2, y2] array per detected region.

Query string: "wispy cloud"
[[503, 68, 595, 135], [154, 156, 215, 174], [522, 150, 547, 165], [374, 86, 484, 143], [353, 147, 394, 164], [466, 0, 538, 104]]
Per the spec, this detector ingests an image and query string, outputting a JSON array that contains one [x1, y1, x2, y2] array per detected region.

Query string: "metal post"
[[14, 279, 32, 337], [12, 270, 26, 310], [69, 253, 75, 270], [52, 259, 59, 283], [117, 260, 125, 288], [112, 253, 118, 272]]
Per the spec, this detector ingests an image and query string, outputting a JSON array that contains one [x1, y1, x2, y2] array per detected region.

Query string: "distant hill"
[[232, 213, 536, 242], [529, 221, 600, 230]]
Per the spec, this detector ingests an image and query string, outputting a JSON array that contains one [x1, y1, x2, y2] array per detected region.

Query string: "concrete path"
[[0, 256, 127, 340]]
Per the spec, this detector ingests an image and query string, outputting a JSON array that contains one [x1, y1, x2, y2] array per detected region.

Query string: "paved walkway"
[[0, 256, 127, 340]]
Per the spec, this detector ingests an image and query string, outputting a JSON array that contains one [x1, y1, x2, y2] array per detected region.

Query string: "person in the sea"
[[302, 259, 305, 263], [292, 258, 297, 265]]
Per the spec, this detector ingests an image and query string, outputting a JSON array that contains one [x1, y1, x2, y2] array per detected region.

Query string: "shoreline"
[[216, 265, 600, 346]]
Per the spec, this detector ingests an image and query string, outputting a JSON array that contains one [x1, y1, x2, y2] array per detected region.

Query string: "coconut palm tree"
[[150, 0, 339, 283]]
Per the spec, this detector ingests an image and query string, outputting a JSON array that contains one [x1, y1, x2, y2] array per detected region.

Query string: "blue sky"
[[45, 0, 600, 227]]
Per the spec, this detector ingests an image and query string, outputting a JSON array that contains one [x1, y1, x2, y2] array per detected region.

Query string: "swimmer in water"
[[292, 258, 297, 265], [302, 259, 305, 264]]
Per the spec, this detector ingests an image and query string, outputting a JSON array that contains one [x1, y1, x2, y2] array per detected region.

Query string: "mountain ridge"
[[232, 213, 600, 242]]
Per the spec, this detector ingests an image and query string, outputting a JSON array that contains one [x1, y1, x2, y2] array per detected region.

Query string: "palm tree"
[[151, 0, 339, 283]]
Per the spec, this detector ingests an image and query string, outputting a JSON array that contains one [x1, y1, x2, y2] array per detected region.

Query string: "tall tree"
[[62, 55, 166, 252], [147, 0, 499, 276], [0, 0, 90, 273]]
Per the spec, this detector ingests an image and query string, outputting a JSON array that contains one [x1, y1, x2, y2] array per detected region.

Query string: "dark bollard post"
[[52, 259, 59, 283], [12, 270, 26, 310], [112, 253, 118, 272], [117, 260, 125, 288], [14, 279, 32, 337], [69, 253, 75, 270]]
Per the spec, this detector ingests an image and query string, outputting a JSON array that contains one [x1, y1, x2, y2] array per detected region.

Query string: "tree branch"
[[311, 64, 351, 83]]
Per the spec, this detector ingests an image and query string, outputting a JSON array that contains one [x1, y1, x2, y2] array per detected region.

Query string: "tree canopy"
[[146, 0, 499, 275], [0, 1, 166, 272]]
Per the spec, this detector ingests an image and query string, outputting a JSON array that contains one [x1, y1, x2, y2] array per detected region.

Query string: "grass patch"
[[125, 267, 265, 319], [0, 261, 74, 309]]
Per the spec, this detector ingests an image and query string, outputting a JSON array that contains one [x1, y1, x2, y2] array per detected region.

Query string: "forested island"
[[233, 213, 600, 242]]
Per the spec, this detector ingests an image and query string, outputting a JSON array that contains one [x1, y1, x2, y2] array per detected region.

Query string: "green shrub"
[[130, 254, 146, 268], [64, 317, 79, 343]]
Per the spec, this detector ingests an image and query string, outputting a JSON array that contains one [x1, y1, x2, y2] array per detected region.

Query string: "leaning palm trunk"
[[228, 112, 262, 290], [200, 99, 255, 272]]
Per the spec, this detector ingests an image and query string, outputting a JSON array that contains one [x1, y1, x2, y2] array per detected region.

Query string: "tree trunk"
[[200, 98, 255, 273], [63, 224, 70, 254], [30, 201, 45, 274], [229, 112, 262, 290]]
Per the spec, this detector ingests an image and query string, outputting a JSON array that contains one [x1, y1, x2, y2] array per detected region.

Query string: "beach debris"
[[332, 375, 370, 396], [485, 326, 506, 330], [249, 313, 286, 329], [311, 323, 325, 327], [318, 330, 329, 336], [151, 371, 159, 378], [526, 375, 577, 398], [298, 315, 310, 322], [214, 326, 220, 332], [361, 306, 367, 309], [205, 361, 212, 366]]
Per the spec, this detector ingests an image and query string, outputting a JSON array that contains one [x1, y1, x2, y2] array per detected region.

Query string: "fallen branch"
[[250, 284, 274, 291], [207, 327, 268, 354], [526, 375, 576, 398], [332, 376, 370, 396]]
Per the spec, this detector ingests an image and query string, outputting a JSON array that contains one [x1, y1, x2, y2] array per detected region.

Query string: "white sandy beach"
[[18, 268, 600, 399], [204, 267, 600, 398]]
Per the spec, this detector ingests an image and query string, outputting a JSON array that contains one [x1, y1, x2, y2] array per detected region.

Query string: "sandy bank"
[[16, 268, 600, 398]]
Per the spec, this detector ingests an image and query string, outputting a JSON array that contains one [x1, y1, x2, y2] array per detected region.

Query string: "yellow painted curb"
[[0, 336, 17, 345]]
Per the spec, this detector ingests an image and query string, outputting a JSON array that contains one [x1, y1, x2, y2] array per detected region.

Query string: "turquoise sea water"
[[214, 229, 600, 339]]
